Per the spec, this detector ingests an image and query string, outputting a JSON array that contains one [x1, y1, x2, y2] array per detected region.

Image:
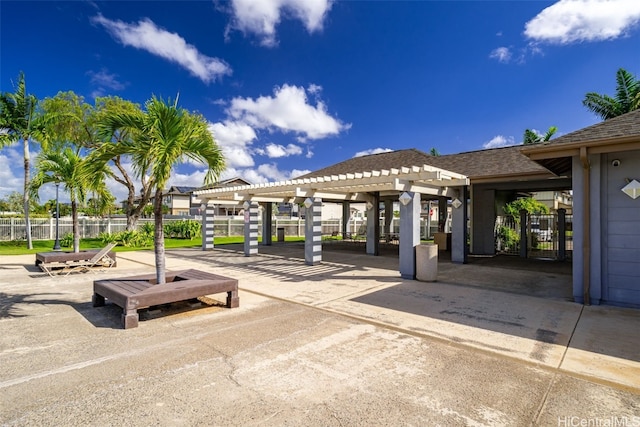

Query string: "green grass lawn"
[[0, 236, 305, 256]]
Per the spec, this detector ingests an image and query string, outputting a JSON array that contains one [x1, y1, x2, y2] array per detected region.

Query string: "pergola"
[[194, 164, 469, 279]]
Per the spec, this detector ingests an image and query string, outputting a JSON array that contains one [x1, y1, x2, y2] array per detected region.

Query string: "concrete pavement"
[[0, 244, 638, 426]]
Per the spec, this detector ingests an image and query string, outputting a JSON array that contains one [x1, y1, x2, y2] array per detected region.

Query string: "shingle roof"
[[167, 186, 197, 194], [299, 146, 552, 181], [543, 108, 640, 145]]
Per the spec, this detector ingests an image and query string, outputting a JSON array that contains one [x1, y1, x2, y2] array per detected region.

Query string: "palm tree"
[[30, 147, 114, 252], [87, 96, 150, 231], [0, 72, 41, 249], [583, 68, 640, 120], [523, 126, 557, 145], [93, 96, 225, 284]]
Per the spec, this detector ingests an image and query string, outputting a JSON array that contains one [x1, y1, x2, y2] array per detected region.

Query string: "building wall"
[[603, 151, 640, 307]]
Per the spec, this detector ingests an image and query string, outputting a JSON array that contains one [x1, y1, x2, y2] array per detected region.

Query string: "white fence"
[[0, 217, 438, 241]]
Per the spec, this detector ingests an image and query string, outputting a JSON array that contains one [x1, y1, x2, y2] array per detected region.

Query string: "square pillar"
[[399, 191, 421, 279], [342, 201, 350, 237], [438, 196, 448, 232], [384, 199, 393, 239], [451, 187, 468, 264], [201, 202, 215, 251], [243, 201, 259, 257], [366, 194, 380, 256], [262, 203, 273, 246], [304, 197, 322, 265]]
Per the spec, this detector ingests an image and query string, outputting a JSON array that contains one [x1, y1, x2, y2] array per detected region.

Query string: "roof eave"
[[522, 135, 640, 160]]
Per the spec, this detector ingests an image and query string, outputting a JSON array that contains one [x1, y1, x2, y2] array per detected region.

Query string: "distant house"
[[162, 186, 198, 216], [194, 177, 252, 216]]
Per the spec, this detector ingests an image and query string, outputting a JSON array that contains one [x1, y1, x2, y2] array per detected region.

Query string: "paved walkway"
[[0, 245, 638, 425]]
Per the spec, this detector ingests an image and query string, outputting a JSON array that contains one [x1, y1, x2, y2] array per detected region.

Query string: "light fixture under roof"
[[304, 197, 314, 209], [399, 192, 412, 206]]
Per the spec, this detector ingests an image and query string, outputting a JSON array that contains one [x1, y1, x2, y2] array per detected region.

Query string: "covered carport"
[[194, 163, 468, 279]]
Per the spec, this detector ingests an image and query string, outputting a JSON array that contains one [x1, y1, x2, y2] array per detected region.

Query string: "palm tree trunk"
[[23, 138, 33, 250], [71, 199, 80, 253], [153, 187, 166, 284], [126, 212, 138, 231]]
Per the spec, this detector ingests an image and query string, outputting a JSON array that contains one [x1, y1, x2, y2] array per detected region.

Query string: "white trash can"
[[416, 243, 438, 282]]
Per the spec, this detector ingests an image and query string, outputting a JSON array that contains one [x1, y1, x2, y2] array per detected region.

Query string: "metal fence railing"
[[0, 216, 439, 241], [495, 213, 573, 260]]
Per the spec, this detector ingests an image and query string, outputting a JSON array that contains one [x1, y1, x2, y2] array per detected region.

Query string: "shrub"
[[498, 226, 519, 251], [164, 219, 201, 240], [60, 233, 73, 248], [99, 230, 153, 247]]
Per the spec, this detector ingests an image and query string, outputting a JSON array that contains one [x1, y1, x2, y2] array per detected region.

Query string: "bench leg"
[[122, 309, 139, 329], [226, 290, 239, 308], [92, 293, 105, 307]]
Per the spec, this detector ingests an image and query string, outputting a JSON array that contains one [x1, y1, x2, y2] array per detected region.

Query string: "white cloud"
[[524, 0, 640, 44], [290, 168, 309, 179], [256, 143, 303, 158], [208, 121, 258, 168], [227, 84, 350, 141], [0, 152, 23, 199], [210, 83, 346, 185], [489, 46, 512, 63], [483, 135, 516, 149], [87, 69, 126, 91], [354, 148, 393, 158], [92, 14, 232, 83], [221, 164, 310, 184], [226, 0, 334, 47], [167, 170, 209, 187], [307, 83, 322, 94]]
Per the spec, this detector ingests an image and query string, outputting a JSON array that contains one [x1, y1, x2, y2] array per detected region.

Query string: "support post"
[[201, 202, 215, 250], [438, 196, 448, 232], [558, 208, 566, 261], [399, 191, 421, 279], [452, 187, 468, 264], [262, 203, 273, 246], [366, 193, 380, 256], [519, 209, 528, 259], [244, 201, 259, 257], [304, 197, 322, 265], [342, 201, 350, 238], [384, 199, 393, 241]]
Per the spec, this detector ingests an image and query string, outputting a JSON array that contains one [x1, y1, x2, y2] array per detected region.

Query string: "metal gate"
[[495, 213, 572, 260]]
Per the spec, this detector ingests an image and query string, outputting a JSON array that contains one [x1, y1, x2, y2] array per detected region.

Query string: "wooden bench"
[[93, 269, 239, 329]]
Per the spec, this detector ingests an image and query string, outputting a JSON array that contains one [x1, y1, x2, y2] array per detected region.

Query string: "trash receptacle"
[[277, 227, 285, 242], [416, 243, 438, 282]]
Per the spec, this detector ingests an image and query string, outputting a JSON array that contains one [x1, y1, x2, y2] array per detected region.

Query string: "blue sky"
[[1, 0, 639, 203]]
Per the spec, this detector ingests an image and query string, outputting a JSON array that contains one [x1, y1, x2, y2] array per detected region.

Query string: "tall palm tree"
[[30, 147, 114, 252], [90, 96, 153, 231], [523, 126, 557, 145], [583, 68, 640, 120], [0, 72, 41, 249], [92, 96, 225, 284]]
